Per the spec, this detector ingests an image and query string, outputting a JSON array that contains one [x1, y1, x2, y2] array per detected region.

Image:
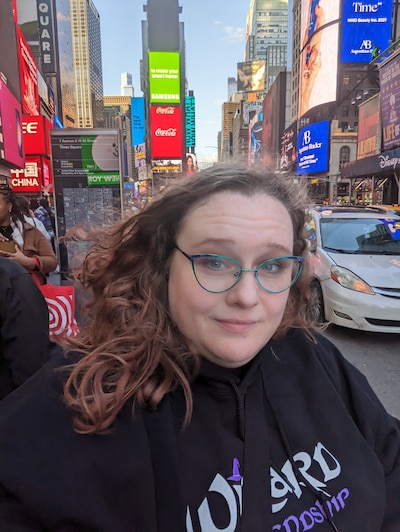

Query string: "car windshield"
[[320, 217, 400, 254]]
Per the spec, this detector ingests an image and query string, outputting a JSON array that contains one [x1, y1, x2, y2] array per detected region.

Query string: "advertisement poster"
[[380, 50, 400, 151], [237, 60, 266, 93], [149, 51, 180, 104], [280, 124, 298, 170], [356, 94, 380, 160], [131, 97, 146, 146], [299, 0, 339, 117], [341, 0, 392, 62], [150, 105, 182, 159], [51, 131, 120, 186], [17, 27, 40, 116], [297, 120, 330, 175]]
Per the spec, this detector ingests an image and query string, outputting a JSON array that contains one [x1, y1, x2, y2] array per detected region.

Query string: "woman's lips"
[[216, 319, 257, 333]]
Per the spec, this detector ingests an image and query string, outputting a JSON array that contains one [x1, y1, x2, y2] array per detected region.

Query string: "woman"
[[16, 195, 51, 241], [0, 185, 57, 284], [0, 163, 399, 530]]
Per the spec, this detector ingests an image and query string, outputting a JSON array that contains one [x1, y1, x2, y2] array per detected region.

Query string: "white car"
[[306, 206, 400, 333]]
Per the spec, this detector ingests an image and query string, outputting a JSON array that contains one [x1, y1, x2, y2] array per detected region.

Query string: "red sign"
[[10, 154, 53, 193], [22, 115, 51, 155], [10, 155, 42, 192], [17, 27, 40, 116], [150, 105, 182, 159]]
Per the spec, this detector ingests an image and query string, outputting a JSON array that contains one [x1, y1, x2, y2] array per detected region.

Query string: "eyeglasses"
[[175, 245, 305, 294]]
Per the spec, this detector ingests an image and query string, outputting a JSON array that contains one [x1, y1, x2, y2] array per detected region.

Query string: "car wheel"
[[308, 282, 325, 323]]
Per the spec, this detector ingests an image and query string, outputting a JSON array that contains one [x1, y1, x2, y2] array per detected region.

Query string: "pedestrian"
[[32, 197, 56, 252], [0, 258, 60, 400], [0, 185, 57, 285], [0, 163, 398, 530], [16, 195, 51, 241]]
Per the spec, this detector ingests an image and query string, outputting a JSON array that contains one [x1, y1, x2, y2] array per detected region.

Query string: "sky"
[[93, 0, 250, 164]]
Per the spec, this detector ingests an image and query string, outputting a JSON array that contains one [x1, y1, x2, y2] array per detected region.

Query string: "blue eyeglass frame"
[[174, 245, 305, 294]]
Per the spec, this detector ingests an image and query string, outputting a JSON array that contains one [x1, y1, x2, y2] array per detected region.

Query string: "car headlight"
[[330, 266, 375, 294]]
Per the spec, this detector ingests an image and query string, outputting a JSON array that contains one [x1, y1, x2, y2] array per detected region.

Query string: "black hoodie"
[[0, 329, 399, 531]]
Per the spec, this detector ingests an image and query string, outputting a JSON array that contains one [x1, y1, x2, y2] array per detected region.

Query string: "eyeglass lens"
[[191, 255, 303, 293]]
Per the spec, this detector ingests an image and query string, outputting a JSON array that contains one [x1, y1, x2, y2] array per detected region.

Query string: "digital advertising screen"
[[237, 60, 266, 93], [150, 105, 182, 159], [51, 130, 120, 186], [17, 27, 40, 116], [380, 51, 400, 151], [131, 97, 146, 146], [280, 123, 298, 170], [299, 0, 340, 117], [0, 0, 21, 102], [0, 80, 24, 168], [149, 51, 180, 104], [185, 94, 196, 149], [356, 94, 380, 160], [22, 115, 51, 156], [341, 1, 392, 62], [297, 120, 330, 175]]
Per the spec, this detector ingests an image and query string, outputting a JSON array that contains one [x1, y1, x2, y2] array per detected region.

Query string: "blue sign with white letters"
[[297, 120, 329, 175], [341, 0, 392, 63]]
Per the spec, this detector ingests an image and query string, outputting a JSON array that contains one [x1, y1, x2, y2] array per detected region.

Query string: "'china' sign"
[[150, 105, 182, 159]]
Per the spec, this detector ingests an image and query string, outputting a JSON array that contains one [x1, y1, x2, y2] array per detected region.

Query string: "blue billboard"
[[341, 0, 392, 63], [297, 120, 330, 175], [131, 97, 145, 146]]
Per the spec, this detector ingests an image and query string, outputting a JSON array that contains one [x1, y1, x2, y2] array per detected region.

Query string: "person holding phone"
[[0, 185, 57, 284], [0, 163, 398, 530]]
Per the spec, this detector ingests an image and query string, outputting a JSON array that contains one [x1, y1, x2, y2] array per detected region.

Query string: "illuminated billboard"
[[150, 105, 182, 159], [0, 80, 24, 168], [185, 94, 196, 149], [380, 50, 400, 151], [149, 52, 180, 104], [22, 115, 51, 156], [299, 0, 339, 117], [357, 94, 380, 160], [297, 120, 330, 175], [51, 130, 120, 186], [237, 60, 266, 92], [341, 1, 392, 62], [10, 155, 52, 193], [131, 97, 146, 146], [17, 27, 40, 116], [280, 123, 297, 170]]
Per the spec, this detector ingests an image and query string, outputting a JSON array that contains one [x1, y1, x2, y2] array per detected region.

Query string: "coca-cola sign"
[[150, 105, 182, 159], [156, 106, 175, 115], [155, 128, 177, 137]]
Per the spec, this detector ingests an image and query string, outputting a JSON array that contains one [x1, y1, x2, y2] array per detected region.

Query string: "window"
[[339, 145, 351, 167]]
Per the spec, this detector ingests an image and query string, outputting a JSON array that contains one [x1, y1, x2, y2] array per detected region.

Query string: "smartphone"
[[0, 241, 16, 253]]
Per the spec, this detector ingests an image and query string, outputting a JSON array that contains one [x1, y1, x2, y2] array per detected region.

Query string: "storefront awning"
[[341, 146, 400, 178]]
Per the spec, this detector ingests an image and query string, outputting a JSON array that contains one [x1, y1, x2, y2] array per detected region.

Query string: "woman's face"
[[168, 191, 294, 368], [0, 195, 11, 226]]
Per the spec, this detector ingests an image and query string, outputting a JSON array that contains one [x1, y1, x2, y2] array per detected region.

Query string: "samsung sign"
[[341, 0, 392, 63], [297, 120, 330, 175]]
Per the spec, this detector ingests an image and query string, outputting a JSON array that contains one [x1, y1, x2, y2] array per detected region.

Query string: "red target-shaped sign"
[[40, 284, 79, 340]]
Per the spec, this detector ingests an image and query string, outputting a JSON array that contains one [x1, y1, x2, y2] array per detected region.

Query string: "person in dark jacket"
[[0, 258, 58, 400], [0, 163, 399, 531]]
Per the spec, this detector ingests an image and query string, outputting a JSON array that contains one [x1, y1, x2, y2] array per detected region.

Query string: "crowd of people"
[[0, 162, 398, 530], [0, 186, 57, 285]]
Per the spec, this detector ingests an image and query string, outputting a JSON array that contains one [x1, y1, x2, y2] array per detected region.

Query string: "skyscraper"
[[244, 0, 288, 91], [121, 73, 134, 97], [70, 0, 104, 128]]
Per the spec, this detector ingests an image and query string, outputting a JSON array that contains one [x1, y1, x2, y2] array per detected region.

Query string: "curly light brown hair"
[[63, 162, 313, 433]]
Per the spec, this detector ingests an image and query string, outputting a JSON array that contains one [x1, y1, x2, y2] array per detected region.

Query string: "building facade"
[[70, 0, 104, 128]]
